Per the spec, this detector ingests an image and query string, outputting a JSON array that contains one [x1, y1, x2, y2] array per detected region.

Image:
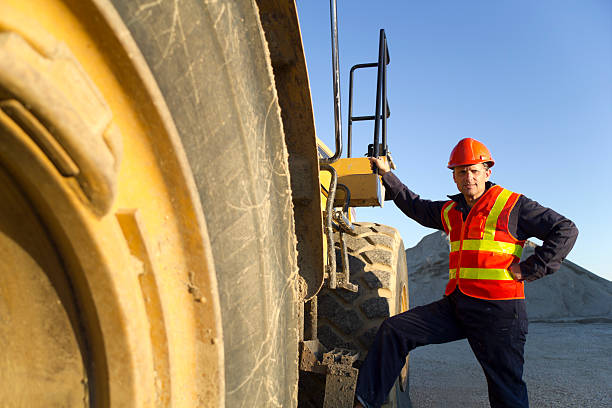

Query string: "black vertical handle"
[[372, 29, 385, 159]]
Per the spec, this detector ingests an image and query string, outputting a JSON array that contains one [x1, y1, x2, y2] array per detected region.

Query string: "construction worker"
[[354, 138, 578, 408]]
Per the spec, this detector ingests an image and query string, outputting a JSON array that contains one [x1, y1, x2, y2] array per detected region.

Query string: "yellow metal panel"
[[316, 136, 334, 158], [330, 157, 386, 207], [334, 173, 384, 207], [331, 157, 376, 176], [319, 165, 332, 210]]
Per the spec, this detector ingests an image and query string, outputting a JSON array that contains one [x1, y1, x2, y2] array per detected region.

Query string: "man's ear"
[[485, 168, 492, 181], [452, 170, 456, 183]]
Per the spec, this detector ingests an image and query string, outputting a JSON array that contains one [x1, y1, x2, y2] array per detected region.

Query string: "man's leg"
[[355, 295, 465, 408], [459, 293, 529, 408]]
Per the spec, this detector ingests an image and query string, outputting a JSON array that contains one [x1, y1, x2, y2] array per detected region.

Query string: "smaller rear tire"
[[317, 222, 410, 407]]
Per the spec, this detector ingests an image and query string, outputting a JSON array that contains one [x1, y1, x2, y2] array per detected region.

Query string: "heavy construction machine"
[[0, 0, 410, 406]]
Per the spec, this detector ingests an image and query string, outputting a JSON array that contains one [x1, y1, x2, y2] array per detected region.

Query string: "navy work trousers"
[[355, 289, 529, 408]]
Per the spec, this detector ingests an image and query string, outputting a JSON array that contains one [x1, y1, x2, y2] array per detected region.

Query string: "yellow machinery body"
[[331, 157, 386, 208], [0, 0, 406, 407], [318, 139, 387, 209]]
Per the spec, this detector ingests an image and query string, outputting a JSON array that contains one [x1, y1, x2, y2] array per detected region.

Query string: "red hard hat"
[[447, 138, 495, 169]]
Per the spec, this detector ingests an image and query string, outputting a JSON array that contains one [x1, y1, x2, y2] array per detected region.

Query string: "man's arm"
[[381, 172, 447, 231], [369, 156, 447, 230], [513, 196, 579, 282]]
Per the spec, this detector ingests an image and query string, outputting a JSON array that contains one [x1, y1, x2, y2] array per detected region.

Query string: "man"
[[354, 138, 578, 408]]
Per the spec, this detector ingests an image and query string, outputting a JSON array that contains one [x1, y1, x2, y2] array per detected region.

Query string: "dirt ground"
[[399, 322, 612, 407]]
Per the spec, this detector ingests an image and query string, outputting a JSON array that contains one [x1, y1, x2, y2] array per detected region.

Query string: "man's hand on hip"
[[509, 264, 524, 281]]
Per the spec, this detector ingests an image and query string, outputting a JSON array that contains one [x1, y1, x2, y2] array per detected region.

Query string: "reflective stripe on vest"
[[449, 268, 514, 280], [441, 185, 525, 300], [450, 240, 523, 257], [442, 202, 454, 234]]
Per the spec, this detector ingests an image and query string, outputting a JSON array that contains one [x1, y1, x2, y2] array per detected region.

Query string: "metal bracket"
[[322, 348, 360, 408], [300, 340, 360, 408], [330, 183, 357, 292], [336, 231, 358, 293]]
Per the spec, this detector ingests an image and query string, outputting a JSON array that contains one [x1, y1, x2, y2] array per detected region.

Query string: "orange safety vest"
[[441, 185, 526, 300]]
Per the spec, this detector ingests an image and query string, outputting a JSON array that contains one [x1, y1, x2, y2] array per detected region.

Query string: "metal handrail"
[[347, 29, 391, 159], [320, 0, 343, 164], [320, 164, 338, 289]]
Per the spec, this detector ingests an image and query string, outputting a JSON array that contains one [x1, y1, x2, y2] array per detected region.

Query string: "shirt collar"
[[447, 181, 495, 210]]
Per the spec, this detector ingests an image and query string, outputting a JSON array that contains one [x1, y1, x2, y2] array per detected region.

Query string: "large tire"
[[111, 1, 301, 406], [1, 1, 299, 406], [110, 1, 301, 406], [317, 222, 410, 407]]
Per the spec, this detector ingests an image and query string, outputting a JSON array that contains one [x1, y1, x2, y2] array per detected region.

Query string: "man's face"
[[452, 163, 491, 203]]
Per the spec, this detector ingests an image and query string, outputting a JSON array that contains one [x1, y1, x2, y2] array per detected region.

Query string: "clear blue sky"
[[295, 1, 612, 281]]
